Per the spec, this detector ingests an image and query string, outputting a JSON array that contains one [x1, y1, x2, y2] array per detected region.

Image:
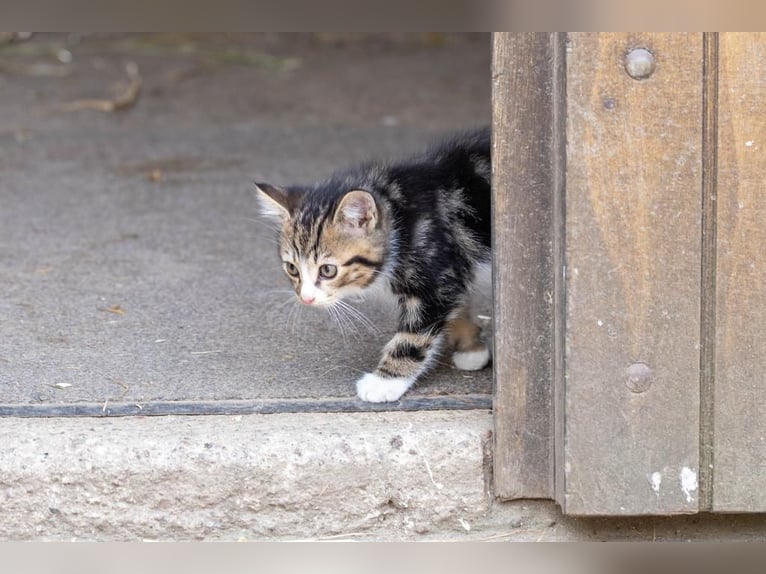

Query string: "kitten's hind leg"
[[445, 307, 491, 371]]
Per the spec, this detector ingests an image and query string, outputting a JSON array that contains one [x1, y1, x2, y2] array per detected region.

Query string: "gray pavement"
[[0, 34, 492, 411]]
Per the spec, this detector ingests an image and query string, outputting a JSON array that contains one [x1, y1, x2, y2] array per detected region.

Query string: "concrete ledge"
[[6, 410, 766, 541], [0, 411, 494, 540]]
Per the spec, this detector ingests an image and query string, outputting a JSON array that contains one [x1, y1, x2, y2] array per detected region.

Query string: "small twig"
[[289, 364, 360, 383], [49, 382, 72, 390], [0, 60, 71, 77], [59, 61, 142, 113], [476, 528, 524, 542], [414, 444, 443, 490], [99, 305, 126, 316], [113, 379, 129, 400], [313, 532, 369, 541]]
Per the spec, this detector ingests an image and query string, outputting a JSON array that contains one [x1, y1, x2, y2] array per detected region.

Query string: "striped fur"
[[256, 128, 492, 402]]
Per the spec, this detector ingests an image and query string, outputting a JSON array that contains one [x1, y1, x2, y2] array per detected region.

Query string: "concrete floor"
[[0, 33, 492, 412]]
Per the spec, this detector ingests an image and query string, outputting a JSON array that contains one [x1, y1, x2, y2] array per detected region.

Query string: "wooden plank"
[[491, 33, 563, 499], [698, 31, 718, 512], [562, 33, 702, 515], [713, 32, 766, 512]]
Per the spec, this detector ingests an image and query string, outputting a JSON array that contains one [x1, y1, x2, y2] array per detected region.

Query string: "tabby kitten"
[[255, 128, 491, 402]]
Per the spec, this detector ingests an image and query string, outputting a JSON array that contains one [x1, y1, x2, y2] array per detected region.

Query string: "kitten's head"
[[255, 182, 388, 306]]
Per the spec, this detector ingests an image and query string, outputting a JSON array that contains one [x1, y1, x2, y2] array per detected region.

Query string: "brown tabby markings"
[[445, 312, 485, 353], [402, 296, 422, 329], [276, 208, 386, 298], [377, 332, 440, 378], [256, 128, 492, 402]]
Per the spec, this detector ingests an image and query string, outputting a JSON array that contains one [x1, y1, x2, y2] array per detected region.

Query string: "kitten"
[[255, 128, 491, 402]]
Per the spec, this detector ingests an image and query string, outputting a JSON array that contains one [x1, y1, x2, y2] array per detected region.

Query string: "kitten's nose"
[[300, 295, 316, 305]]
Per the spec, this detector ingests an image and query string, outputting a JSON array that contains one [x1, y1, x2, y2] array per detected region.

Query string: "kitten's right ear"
[[254, 182, 300, 220]]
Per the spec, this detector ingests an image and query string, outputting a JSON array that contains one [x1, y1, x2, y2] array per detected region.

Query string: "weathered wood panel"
[[562, 33, 702, 515], [492, 33, 563, 499], [698, 31, 718, 512], [713, 32, 766, 512]]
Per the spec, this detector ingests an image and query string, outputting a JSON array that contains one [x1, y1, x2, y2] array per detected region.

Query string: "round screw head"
[[626, 362, 653, 393], [625, 48, 656, 80]]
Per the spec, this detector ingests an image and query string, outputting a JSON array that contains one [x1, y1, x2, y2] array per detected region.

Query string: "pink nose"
[[301, 295, 315, 305]]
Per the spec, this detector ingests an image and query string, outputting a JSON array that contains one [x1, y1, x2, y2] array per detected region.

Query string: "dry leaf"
[[101, 305, 126, 316]]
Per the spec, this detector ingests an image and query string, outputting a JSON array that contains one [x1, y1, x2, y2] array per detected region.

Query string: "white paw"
[[452, 346, 490, 371], [356, 372, 414, 403]]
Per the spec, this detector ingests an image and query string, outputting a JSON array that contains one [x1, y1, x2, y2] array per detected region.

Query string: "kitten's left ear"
[[334, 190, 378, 233], [254, 182, 302, 220]]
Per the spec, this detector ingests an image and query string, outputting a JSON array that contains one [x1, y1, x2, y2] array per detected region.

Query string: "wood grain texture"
[[698, 31, 718, 512], [491, 33, 562, 499], [563, 33, 702, 515], [713, 32, 766, 512]]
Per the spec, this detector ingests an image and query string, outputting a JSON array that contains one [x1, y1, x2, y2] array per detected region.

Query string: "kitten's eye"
[[283, 261, 300, 278], [319, 264, 337, 279]]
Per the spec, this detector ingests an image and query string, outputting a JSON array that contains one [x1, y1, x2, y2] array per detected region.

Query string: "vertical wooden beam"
[[699, 31, 719, 512], [491, 33, 563, 499], [713, 32, 766, 512], [562, 33, 703, 515]]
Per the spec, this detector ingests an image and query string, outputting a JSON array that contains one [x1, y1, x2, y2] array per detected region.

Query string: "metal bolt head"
[[626, 362, 653, 393], [603, 96, 617, 110], [625, 48, 656, 80]]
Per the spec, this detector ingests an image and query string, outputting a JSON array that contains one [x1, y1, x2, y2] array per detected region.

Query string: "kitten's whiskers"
[[334, 300, 381, 335], [276, 294, 298, 310], [285, 297, 304, 337], [326, 303, 352, 345]]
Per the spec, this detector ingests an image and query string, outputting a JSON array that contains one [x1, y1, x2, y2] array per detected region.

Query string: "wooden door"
[[713, 32, 766, 512], [492, 32, 766, 515]]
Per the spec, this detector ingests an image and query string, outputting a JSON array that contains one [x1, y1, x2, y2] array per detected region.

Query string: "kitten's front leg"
[[356, 329, 443, 402]]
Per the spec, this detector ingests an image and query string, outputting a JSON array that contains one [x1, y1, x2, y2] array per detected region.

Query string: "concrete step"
[[1, 410, 508, 540]]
